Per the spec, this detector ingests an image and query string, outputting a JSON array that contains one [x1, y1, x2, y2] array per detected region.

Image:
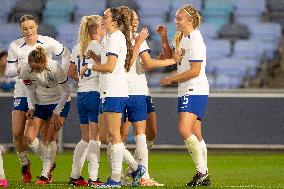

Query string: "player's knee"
[[24, 134, 35, 144]]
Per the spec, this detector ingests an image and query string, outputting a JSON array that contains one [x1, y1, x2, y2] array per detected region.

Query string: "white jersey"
[[70, 40, 102, 92], [19, 59, 68, 105], [127, 34, 150, 95], [174, 30, 209, 96], [7, 35, 64, 98], [99, 30, 128, 97]]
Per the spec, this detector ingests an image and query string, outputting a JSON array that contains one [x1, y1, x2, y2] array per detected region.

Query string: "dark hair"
[[0, 51, 8, 59], [19, 14, 38, 25], [109, 7, 133, 72]]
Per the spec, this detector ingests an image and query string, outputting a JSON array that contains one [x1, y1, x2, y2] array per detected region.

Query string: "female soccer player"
[[159, 5, 211, 187], [81, 7, 146, 188], [6, 14, 70, 183], [120, 9, 184, 186], [19, 47, 70, 185], [68, 15, 105, 187], [0, 149, 8, 188]]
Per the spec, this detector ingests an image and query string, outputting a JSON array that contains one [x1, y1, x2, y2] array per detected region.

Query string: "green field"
[[2, 150, 284, 188]]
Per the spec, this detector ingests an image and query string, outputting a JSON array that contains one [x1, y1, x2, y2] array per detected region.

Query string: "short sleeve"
[[55, 62, 68, 84], [70, 46, 77, 65], [7, 43, 18, 63], [189, 38, 205, 62], [48, 37, 65, 56], [139, 40, 151, 55], [105, 33, 123, 58]]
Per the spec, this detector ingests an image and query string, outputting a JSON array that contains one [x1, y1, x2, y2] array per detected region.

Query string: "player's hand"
[[173, 48, 185, 63], [156, 25, 167, 37], [135, 28, 149, 46], [159, 77, 173, 85], [80, 65, 88, 79], [50, 113, 61, 130], [26, 109, 34, 119], [86, 50, 96, 59]]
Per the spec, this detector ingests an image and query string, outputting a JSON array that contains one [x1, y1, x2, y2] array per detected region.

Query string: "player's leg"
[[0, 150, 8, 188], [12, 97, 31, 183], [193, 120, 210, 186], [145, 96, 157, 149]]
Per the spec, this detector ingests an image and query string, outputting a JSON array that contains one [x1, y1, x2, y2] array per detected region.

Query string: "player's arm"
[[160, 62, 202, 85], [156, 25, 173, 59], [6, 43, 20, 78], [129, 28, 149, 68], [54, 65, 71, 116], [86, 50, 101, 64], [68, 62, 79, 82], [140, 49, 184, 71]]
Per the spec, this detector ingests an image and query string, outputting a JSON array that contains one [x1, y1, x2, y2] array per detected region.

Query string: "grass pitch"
[[2, 150, 284, 188]]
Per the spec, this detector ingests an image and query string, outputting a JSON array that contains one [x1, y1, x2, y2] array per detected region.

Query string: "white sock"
[[17, 151, 29, 166], [71, 140, 88, 179], [109, 143, 125, 182], [184, 135, 206, 174], [123, 148, 138, 172], [41, 141, 57, 178], [200, 139, 208, 172], [135, 134, 149, 179], [0, 151, 5, 179], [147, 140, 154, 150], [106, 144, 112, 176], [87, 140, 101, 181], [29, 137, 45, 161]]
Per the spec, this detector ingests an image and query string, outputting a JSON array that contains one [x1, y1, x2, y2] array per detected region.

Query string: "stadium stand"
[[1, 0, 283, 89]]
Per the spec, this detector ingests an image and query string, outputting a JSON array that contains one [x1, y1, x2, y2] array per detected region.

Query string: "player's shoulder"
[[47, 58, 60, 71], [38, 35, 56, 43], [9, 37, 25, 48]]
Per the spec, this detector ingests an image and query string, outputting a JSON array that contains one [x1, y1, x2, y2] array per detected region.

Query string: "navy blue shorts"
[[77, 91, 100, 124], [34, 101, 70, 121], [13, 97, 28, 112], [146, 96, 155, 113], [100, 97, 128, 113], [125, 95, 147, 122], [178, 95, 208, 120]]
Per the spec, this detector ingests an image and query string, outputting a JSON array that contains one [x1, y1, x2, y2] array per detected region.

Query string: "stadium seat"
[[9, 0, 44, 22], [56, 23, 80, 51], [0, 0, 19, 23], [0, 24, 21, 47], [233, 40, 265, 62], [43, 0, 74, 29], [248, 23, 282, 59], [199, 23, 221, 40], [234, 0, 266, 25], [215, 73, 244, 88], [206, 40, 231, 60], [218, 23, 250, 41], [73, 0, 106, 22]]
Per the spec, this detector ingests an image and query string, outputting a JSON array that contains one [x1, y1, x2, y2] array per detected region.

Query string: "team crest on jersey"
[[14, 99, 21, 107]]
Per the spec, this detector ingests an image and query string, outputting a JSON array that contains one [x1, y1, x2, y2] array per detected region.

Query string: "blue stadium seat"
[[206, 40, 231, 60], [247, 23, 282, 59], [234, 0, 266, 25], [233, 40, 265, 62], [0, 0, 19, 23], [199, 23, 221, 40], [56, 23, 80, 51], [73, 0, 106, 22]]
